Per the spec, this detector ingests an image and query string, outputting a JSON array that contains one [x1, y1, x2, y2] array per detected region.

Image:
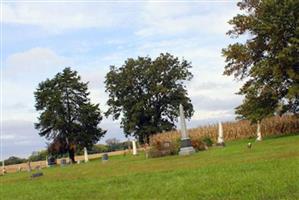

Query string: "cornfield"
[[150, 115, 299, 147]]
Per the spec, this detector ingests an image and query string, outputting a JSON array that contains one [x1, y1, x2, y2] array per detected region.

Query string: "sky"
[[1, 0, 244, 159]]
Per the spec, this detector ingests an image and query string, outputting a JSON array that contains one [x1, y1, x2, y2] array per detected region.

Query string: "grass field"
[[1, 134, 299, 200]]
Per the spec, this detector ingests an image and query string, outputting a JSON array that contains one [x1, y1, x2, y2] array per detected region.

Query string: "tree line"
[[34, 0, 299, 162]]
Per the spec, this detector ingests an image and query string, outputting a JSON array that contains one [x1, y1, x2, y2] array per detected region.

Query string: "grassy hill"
[[1, 134, 299, 200]]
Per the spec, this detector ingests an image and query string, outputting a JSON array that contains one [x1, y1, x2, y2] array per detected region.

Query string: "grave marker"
[[102, 153, 109, 162], [217, 122, 225, 146], [84, 147, 89, 162], [31, 172, 43, 178], [178, 104, 195, 155], [132, 140, 138, 155], [256, 121, 262, 141]]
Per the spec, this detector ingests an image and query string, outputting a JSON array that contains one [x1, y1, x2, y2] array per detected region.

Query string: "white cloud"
[[2, 2, 137, 33], [135, 2, 238, 37], [4, 47, 72, 79]]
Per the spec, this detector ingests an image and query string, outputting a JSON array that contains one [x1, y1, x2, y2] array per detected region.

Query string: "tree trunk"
[[68, 147, 76, 163]]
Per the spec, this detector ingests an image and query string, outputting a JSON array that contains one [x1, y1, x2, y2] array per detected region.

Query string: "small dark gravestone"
[[47, 156, 57, 167], [60, 159, 67, 167], [102, 153, 108, 162], [31, 172, 43, 178]]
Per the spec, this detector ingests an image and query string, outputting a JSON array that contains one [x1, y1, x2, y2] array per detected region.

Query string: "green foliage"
[[105, 138, 130, 152], [34, 67, 106, 162], [202, 136, 213, 147], [1, 156, 27, 166], [105, 53, 194, 143], [223, 0, 299, 122], [91, 144, 109, 154], [28, 150, 48, 162]]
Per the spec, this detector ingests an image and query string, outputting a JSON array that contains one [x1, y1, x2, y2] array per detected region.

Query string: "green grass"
[[1, 135, 299, 200]]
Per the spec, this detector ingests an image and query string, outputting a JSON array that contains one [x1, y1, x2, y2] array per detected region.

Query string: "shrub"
[[202, 136, 213, 147], [191, 138, 207, 151], [1, 156, 28, 166], [91, 144, 109, 154], [149, 139, 180, 158], [28, 150, 48, 162]]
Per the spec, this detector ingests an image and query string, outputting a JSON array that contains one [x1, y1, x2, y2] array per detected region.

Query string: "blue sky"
[[1, 0, 244, 159]]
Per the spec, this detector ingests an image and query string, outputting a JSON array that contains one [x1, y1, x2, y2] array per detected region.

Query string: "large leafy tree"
[[34, 67, 106, 162], [223, 0, 299, 122], [105, 53, 194, 143]]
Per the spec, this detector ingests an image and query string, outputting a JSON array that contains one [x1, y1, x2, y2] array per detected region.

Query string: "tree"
[[222, 0, 299, 122], [105, 53, 194, 143], [2, 156, 27, 166], [28, 150, 48, 162], [34, 67, 106, 162]]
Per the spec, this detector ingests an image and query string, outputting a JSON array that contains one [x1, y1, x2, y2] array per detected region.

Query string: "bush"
[[149, 139, 180, 158], [191, 138, 207, 151], [91, 144, 109, 154], [28, 150, 48, 162], [1, 156, 28, 166], [202, 136, 213, 147]]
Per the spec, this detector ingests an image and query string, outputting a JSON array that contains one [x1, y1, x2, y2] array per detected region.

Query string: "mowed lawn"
[[1, 135, 299, 200]]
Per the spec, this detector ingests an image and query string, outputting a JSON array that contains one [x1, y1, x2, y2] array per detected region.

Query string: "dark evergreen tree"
[[34, 67, 106, 162], [223, 0, 299, 122], [105, 53, 194, 143]]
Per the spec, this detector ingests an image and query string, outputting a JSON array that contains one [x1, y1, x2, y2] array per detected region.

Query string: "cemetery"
[[1, 107, 299, 199], [2, 0, 299, 199], [1, 134, 299, 199]]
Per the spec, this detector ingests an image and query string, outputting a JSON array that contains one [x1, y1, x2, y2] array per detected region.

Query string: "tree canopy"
[[105, 53, 194, 143], [34, 67, 106, 162], [223, 0, 299, 122]]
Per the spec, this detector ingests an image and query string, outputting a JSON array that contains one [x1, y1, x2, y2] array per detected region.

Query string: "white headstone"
[[84, 147, 89, 162], [217, 122, 224, 145], [132, 140, 138, 155], [256, 121, 262, 141]]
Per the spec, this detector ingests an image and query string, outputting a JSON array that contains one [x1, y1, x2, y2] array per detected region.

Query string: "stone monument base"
[[179, 146, 195, 155], [179, 138, 195, 156], [216, 142, 225, 147]]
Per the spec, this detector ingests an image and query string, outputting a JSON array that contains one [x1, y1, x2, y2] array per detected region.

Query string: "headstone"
[[102, 153, 108, 162], [217, 122, 225, 146], [31, 172, 43, 178], [256, 121, 262, 141], [84, 147, 89, 162], [60, 158, 67, 167], [47, 156, 57, 167], [132, 140, 138, 155], [178, 104, 195, 155]]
